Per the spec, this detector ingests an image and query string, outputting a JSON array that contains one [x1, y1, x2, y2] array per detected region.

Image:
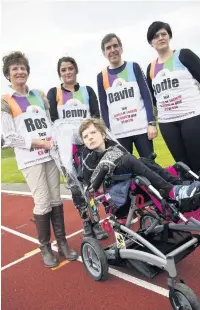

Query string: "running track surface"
[[1, 193, 200, 310]]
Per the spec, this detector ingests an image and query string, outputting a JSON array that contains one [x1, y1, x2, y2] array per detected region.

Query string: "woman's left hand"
[[147, 125, 158, 140]]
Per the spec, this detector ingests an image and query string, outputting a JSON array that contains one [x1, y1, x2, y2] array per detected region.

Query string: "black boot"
[[83, 219, 93, 238], [51, 205, 78, 261], [92, 222, 108, 240], [34, 213, 59, 268]]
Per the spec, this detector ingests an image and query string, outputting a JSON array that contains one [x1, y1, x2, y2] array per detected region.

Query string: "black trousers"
[[114, 155, 181, 197], [159, 115, 200, 173], [118, 133, 153, 157]]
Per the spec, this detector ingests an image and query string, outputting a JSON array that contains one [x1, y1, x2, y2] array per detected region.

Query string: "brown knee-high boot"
[[51, 205, 78, 261], [34, 213, 59, 268]]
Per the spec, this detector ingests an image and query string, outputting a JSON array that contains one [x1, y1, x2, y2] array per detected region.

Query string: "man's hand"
[[147, 125, 158, 140]]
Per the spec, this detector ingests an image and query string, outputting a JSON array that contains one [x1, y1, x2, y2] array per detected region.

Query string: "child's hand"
[[97, 184, 104, 194]]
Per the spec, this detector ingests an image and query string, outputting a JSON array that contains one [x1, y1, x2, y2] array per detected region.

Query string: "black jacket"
[[79, 140, 127, 185]]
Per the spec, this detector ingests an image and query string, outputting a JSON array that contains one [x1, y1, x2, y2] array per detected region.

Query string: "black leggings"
[[118, 133, 153, 157], [159, 115, 200, 173], [114, 155, 181, 197]]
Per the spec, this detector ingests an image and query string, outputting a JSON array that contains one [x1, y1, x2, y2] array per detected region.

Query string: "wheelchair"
[[50, 120, 200, 309], [81, 159, 200, 310]]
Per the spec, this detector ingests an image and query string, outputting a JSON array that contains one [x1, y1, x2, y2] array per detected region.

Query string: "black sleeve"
[[179, 49, 200, 83], [133, 62, 155, 122], [86, 86, 100, 118], [146, 64, 157, 106], [47, 87, 59, 122], [97, 72, 110, 129]]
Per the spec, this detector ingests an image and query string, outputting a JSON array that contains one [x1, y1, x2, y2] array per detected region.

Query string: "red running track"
[[1, 193, 200, 310]]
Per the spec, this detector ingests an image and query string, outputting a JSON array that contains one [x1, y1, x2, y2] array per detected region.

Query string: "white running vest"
[[150, 50, 200, 123], [102, 62, 148, 139], [2, 90, 52, 169], [56, 86, 90, 127]]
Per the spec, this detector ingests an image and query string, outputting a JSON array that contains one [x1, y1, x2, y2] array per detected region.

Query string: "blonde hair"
[[79, 118, 106, 138]]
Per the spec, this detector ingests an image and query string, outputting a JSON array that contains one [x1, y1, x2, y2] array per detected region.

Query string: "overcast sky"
[[1, 0, 200, 94]]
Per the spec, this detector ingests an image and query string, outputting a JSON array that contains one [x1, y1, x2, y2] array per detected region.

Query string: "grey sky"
[[2, 1, 200, 94]]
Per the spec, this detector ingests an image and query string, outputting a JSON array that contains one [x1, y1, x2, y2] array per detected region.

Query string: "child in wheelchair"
[[78, 118, 200, 216], [78, 118, 200, 310]]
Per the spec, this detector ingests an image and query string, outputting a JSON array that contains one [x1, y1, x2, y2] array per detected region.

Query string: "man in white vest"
[[97, 33, 157, 156]]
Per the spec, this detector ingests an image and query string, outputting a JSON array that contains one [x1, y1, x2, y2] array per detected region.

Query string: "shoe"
[[83, 220, 93, 237], [51, 205, 78, 261], [172, 181, 200, 202], [92, 222, 108, 240], [34, 213, 59, 268]]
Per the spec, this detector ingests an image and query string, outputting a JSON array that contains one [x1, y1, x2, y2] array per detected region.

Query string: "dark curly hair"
[[2, 51, 30, 81], [57, 56, 78, 77], [147, 21, 172, 44]]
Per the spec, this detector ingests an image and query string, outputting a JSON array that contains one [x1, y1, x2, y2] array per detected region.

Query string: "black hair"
[[101, 33, 122, 51], [147, 21, 172, 44], [57, 56, 78, 77]]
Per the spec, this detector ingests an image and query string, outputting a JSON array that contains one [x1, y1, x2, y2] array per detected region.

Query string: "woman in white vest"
[[1, 51, 78, 268], [146, 21, 200, 174], [47, 56, 108, 240]]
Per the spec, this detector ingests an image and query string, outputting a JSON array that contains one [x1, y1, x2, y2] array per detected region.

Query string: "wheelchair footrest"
[[126, 259, 160, 279], [179, 192, 200, 213]]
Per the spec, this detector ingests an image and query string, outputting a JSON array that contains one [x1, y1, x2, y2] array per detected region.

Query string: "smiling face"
[[103, 37, 123, 67], [81, 123, 106, 151], [7, 63, 28, 87], [151, 28, 170, 53], [59, 61, 77, 85]]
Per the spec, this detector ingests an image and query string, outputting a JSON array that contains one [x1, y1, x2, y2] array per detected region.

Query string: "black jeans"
[[118, 133, 153, 157], [114, 155, 181, 197], [159, 115, 200, 173]]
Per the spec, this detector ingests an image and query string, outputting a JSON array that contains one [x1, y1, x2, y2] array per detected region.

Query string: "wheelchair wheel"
[[169, 283, 200, 310], [140, 212, 161, 230], [81, 237, 109, 281]]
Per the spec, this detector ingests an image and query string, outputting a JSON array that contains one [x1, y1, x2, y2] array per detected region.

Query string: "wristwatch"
[[148, 121, 157, 127]]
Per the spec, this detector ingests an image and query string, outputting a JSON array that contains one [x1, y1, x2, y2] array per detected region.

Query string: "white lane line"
[[1, 251, 40, 271], [1, 225, 40, 244], [76, 256, 168, 297], [1, 225, 169, 298], [108, 268, 169, 297], [16, 224, 28, 229], [1, 190, 71, 200], [1, 226, 59, 271]]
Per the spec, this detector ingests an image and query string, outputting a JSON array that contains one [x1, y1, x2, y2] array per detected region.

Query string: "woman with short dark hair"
[[146, 21, 200, 174]]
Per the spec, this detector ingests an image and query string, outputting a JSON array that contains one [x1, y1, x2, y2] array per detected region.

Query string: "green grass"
[[1, 148, 25, 183], [1, 131, 174, 184], [133, 132, 175, 167]]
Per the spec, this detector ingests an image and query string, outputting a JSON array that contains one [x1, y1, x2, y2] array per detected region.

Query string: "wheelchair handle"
[[134, 176, 151, 187], [148, 152, 157, 161], [174, 162, 199, 180], [174, 162, 190, 172], [90, 165, 109, 192]]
